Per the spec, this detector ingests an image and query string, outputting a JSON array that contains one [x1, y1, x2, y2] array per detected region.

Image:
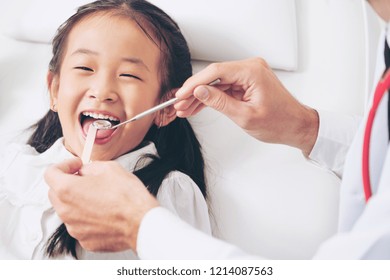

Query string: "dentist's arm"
[[174, 58, 319, 156], [174, 57, 359, 176], [45, 158, 258, 259]]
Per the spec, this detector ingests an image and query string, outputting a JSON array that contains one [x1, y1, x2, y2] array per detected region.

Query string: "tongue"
[[82, 118, 115, 139]]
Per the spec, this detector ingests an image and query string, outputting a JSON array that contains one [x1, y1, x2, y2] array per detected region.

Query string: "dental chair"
[[0, 0, 381, 259]]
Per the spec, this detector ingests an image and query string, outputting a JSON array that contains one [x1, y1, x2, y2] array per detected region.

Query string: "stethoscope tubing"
[[362, 70, 390, 202]]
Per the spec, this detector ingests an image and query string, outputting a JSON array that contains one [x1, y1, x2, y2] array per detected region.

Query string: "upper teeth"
[[82, 112, 119, 121]]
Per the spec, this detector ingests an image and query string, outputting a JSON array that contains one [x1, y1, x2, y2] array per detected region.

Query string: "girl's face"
[[49, 12, 175, 160]]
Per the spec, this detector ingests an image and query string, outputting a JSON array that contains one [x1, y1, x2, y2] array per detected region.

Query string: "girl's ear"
[[154, 89, 178, 127], [47, 71, 59, 112], [154, 105, 177, 127]]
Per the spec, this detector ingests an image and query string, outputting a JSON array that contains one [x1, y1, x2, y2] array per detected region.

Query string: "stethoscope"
[[362, 69, 390, 202]]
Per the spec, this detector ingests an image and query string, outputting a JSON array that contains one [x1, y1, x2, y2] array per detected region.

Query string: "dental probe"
[[92, 78, 221, 130]]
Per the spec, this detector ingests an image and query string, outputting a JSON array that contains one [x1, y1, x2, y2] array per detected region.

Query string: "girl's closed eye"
[[74, 66, 94, 72], [120, 73, 142, 81]]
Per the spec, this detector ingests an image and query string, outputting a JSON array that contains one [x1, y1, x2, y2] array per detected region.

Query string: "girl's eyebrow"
[[71, 48, 150, 72], [121, 57, 150, 72], [71, 48, 98, 56]]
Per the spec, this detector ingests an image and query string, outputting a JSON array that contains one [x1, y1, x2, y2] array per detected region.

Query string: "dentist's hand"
[[44, 158, 159, 252], [174, 58, 319, 156]]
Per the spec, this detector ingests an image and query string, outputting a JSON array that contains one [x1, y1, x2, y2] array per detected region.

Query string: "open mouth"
[[80, 111, 120, 140]]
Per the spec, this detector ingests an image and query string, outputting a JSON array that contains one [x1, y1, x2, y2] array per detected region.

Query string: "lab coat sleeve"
[[137, 207, 260, 259], [308, 110, 361, 178]]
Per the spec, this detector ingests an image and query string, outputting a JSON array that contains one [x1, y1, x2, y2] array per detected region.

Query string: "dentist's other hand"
[[44, 158, 159, 252], [174, 58, 319, 156]]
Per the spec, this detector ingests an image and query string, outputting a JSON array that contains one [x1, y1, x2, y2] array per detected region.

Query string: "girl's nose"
[[89, 91, 118, 103], [88, 75, 119, 103]]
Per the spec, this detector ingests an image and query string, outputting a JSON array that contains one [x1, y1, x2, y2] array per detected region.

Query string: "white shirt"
[[136, 25, 390, 260], [0, 138, 211, 259]]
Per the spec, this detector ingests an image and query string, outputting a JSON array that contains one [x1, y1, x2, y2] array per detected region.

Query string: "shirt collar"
[[2, 138, 158, 207], [36, 137, 158, 171]]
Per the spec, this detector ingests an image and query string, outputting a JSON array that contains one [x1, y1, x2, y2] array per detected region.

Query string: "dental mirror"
[[92, 119, 113, 130], [92, 78, 221, 130]]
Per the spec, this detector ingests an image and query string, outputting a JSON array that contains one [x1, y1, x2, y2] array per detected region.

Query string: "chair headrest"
[[4, 0, 297, 71]]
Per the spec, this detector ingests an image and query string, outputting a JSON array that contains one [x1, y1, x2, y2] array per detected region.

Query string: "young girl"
[[0, 0, 211, 259]]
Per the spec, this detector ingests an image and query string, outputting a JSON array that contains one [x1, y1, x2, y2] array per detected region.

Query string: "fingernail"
[[195, 86, 209, 100]]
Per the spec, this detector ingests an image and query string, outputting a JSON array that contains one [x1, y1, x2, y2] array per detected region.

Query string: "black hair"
[[27, 0, 207, 259]]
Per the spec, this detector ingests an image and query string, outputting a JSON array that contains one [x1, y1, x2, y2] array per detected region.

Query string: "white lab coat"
[[136, 26, 390, 260], [312, 25, 390, 259]]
